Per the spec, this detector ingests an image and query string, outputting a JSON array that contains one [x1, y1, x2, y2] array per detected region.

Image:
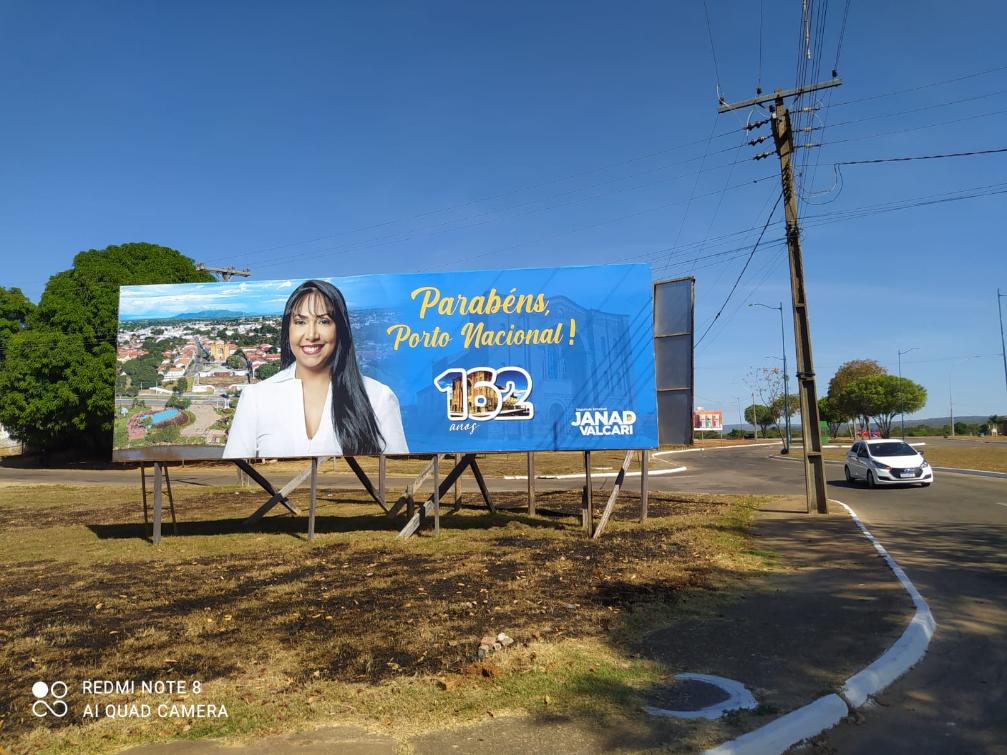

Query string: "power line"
[[829, 63, 1007, 108], [823, 106, 1007, 147], [203, 75, 1006, 273], [703, 0, 725, 103], [695, 192, 783, 347], [834, 0, 853, 70], [835, 146, 1007, 166], [825, 88, 1007, 131]]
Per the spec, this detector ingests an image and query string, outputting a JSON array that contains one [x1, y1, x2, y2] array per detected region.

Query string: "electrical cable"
[[834, 0, 853, 70], [830, 63, 1007, 108], [834, 146, 1007, 165], [695, 192, 783, 347], [703, 0, 725, 102], [822, 106, 1007, 146]]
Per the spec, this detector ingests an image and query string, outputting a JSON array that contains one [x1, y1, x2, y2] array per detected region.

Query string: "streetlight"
[[749, 302, 791, 453], [897, 346, 918, 439]]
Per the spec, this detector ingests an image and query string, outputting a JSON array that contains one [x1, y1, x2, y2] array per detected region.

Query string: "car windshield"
[[869, 442, 917, 457]]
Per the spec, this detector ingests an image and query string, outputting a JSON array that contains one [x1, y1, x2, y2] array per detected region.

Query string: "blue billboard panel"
[[114, 264, 657, 458]]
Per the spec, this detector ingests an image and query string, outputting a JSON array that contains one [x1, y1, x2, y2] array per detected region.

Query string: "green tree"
[[771, 392, 799, 424], [0, 243, 213, 455], [254, 361, 280, 381], [745, 366, 787, 435], [166, 394, 191, 410], [745, 403, 775, 437], [818, 395, 845, 440], [119, 353, 161, 394], [844, 374, 927, 438], [225, 353, 247, 370], [0, 287, 34, 357], [828, 359, 886, 434]]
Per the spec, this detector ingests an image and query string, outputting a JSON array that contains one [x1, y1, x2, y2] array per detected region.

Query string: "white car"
[[844, 439, 933, 488]]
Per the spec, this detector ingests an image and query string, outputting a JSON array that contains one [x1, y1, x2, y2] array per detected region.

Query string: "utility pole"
[[720, 77, 840, 515], [752, 392, 758, 439], [195, 263, 252, 281]]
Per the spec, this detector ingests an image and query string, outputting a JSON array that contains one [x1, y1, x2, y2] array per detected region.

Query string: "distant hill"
[[171, 310, 246, 320], [721, 415, 993, 433]]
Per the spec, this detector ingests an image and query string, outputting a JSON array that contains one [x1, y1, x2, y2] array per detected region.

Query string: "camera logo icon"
[[31, 681, 69, 718]]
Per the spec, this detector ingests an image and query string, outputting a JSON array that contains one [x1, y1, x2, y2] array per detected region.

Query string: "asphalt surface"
[[665, 445, 1007, 754]]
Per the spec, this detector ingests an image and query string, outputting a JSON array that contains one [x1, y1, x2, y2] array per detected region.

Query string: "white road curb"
[[503, 466, 686, 480], [933, 466, 1007, 479], [835, 500, 937, 709], [703, 498, 937, 754], [653, 442, 781, 458], [704, 694, 849, 755], [644, 673, 758, 720]]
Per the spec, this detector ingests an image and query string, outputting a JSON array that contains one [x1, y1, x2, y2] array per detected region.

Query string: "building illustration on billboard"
[[113, 264, 659, 460]]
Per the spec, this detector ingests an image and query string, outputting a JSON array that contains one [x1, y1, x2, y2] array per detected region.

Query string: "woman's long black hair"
[[279, 280, 384, 455]]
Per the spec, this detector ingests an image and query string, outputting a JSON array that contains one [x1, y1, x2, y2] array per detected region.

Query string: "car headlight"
[[920, 460, 929, 468], [871, 460, 891, 470]]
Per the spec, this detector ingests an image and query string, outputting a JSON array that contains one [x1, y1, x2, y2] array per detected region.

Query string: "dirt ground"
[[0, 483, 776, 754]]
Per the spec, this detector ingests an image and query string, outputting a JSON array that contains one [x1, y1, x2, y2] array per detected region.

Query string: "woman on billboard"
[[223, 280, 408, 458]]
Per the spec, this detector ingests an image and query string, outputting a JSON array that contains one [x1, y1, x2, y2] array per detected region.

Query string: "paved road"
[[663, 445, 1007, 754]]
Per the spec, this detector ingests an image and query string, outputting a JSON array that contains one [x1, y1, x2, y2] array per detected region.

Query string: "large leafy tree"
[[818, 395, 845, 440], [828, 359, 886, 433], [0, 287, 34, 356], [0, 243, 213, 456], [844, 374, 927, 438], [745, 403, 775, 437]]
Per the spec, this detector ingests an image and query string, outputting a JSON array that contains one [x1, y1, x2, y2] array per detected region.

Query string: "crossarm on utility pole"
[[718, 78, 842, 113]]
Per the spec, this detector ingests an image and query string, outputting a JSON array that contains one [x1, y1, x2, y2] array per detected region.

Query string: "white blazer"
[[222, 365, 409, 458]]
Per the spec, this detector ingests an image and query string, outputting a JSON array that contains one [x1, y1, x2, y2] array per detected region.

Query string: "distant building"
[[693, 409, 724, 432], [116, 346, 147, 362]]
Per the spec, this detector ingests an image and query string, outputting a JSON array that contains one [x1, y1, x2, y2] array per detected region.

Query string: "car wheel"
[[867, 471, 877, 489], [844, 465, 854, 483], [921, 482, 932, 487]]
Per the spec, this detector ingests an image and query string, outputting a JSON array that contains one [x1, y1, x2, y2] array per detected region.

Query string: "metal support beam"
[[592, 450, 634, 539], [527, 452, 536, 515], [640, 450, 649, 522], [718, 78, 842, 113], [152, 462, 163, 545], [307, 457, 318, 542], [433, 454, 440, 537]]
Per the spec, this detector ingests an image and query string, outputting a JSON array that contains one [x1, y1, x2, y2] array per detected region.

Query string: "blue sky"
[[118, 264, 649, 319], [2, 1, 1005, 420]]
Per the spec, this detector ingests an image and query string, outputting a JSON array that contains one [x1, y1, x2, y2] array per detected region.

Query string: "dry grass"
[[820, 438, 1007, 473], [0, 483, 773, 754]]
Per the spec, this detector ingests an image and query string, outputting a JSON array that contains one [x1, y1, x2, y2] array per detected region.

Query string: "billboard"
[[693, 410, 723, 432], [113, 264, 658, 460], [653, 277, 694, 445]]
